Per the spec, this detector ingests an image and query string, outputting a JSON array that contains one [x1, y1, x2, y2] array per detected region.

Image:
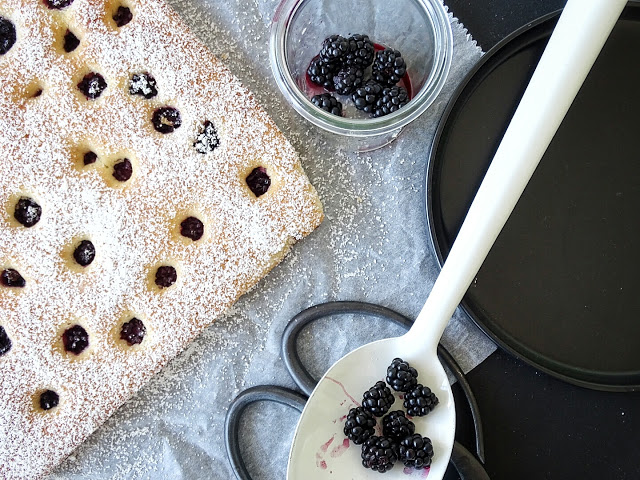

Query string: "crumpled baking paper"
[[50, 1, 495, 478]]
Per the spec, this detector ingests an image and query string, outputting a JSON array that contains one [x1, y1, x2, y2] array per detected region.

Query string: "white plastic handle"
[[408, 0, 627, 348]]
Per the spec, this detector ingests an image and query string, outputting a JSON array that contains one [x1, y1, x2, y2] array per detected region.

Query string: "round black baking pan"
[[426, 2, 640, 391]]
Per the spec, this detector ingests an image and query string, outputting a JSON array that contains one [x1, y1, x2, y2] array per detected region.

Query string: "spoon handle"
[[408, 0, 627, 350]]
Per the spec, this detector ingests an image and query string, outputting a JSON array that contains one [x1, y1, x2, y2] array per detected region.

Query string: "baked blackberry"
[[333, 66, 364, 95], [63, 30, 80, 53], [112, 158, 133, 182], [382, 410, 415, 441], [344, 406, 376, 445], [320, 34, 349, 64], [152, 106, 181, 133], [43, 0, 74, 9], [386, 357, 418, 392], [120, 318, 146, 346], [372, 86, 409, 118], [311, 93, 342, 116], [372, 49, 407, 86], [14, 197, 42, 227], [39, 390, 60, 411], [73, 240, 95, 267], [155, 265, 177, 288], [1, 269, 25, 287], [113, 6, 133, 27], [403, 384, 439, 417], [194, 120, 220, 153], [62, 325, 89, 355], [0, 326, 11, 356], [351, 80, 382, 114], [307, 57, 336, 90], [362, 380, 394, 417], [83, 151, 98, 165], [361, 435, 398, 473], [77, 72, 107, 99], [344, 34, 375, 68], [129, 73, 158, 99], [246, 167, 271, 197], [180, 216, 204, 241], [398, 433, 434, 469], [0, 17, 16, 56]]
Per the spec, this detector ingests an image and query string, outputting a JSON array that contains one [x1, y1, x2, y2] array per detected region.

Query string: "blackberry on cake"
[[63, 30, 80, 53], [73, 240, 96, 267], [193, 121, 220, 153], [1, 268, 25, 287], [120, 318, 146, 346], [129, 73, 158, 99], [13, 197, 42, 227], [311, 93, 342, 116], [344, 406, 376, 445], [0, 326, 11, 356], [77, 72, 107, 99], [0, 17, 16, 55]]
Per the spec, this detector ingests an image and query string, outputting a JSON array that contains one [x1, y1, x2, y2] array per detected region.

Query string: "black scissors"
[[225, 301, 490, 480]]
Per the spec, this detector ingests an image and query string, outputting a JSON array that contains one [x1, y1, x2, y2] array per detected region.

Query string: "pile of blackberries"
[[343, 357, 438, 473], [307, 34, 409, 118]]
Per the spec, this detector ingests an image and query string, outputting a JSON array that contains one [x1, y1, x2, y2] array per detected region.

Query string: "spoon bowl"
[[287, 0, 626, 477]]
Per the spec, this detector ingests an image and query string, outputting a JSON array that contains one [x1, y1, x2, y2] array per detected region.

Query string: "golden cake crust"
[[0, 0, 322, 478]]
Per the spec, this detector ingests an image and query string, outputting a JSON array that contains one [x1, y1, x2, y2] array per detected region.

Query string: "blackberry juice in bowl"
[[270, 0, 453, 151]]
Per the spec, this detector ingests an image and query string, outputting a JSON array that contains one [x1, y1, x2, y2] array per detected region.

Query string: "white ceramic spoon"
[[287, 0, 626, 478]]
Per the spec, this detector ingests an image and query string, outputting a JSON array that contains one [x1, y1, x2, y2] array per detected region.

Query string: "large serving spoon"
[[287, 0, 626, 478]]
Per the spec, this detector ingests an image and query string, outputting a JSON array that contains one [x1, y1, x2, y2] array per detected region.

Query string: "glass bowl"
[[270, 0, 453, 151]]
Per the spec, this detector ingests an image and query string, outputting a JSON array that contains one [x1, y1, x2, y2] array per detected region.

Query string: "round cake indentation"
[[180, 216, 204, 241], [38, 390, 59, 411], [13, 197, 42, 227], [63, 29, 80, 53], [62, 325, 89, 355], [0, 325, 11, 356], [112, 158, 132, 182], [0, 17, 16, 56], [152, 107, 181, 134], [246, 167, 271, 197], [194, 120, 220, 154], [155, 265, 177, 288], [77, 72, 107, 100], [1, 268, 25, 287], [113, 5, 133, 27], [120, 317, 146, 346], [73, 240, 95, 267], [129, 73, 157, 99]]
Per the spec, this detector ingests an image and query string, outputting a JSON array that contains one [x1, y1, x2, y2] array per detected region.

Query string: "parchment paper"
[[50, 1, 495, 478]]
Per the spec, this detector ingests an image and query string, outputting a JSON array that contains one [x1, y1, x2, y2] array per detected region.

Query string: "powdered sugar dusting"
[[0, 0, 322, 478]]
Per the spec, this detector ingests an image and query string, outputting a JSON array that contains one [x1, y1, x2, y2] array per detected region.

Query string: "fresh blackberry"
[[73, 240, 95, 267], [344, 406, 376, 445], [0, 326, 11, 356], [39, 390, 60, 411], [372, 86, 408, 118], [194, 121, 220, 153], [362, 380, 394, 417], [63, 30, 80, 53], [403, 384, 439, 417], [382, 410, 415, 441], [307, 57, 336, 90], [129, 73, 158, 99], [112, 158, 133, 182], [310, 93, 342, 116], [155, 265, 177, 288], [180, 216, 204, 241], [351, 80, 382, 114], [398, 434, 434, 469], [344, 34, 374, 68], [333, 66, 363, 96], [120, 317, 146, 346], [361, 435, 397, 473], [77, 72, 107, 99], [320, 34, 349, 64], [62, 325, 89, 355], [386, 357, 418, 392], [113, 6, 133, 27], [372, 49, 407, 86], [0, 17, 16, 55], [1, 269, 25, 287], [14, 197, 42, 227], [152, 107, 181, 133], [246, 167, 270, 197]]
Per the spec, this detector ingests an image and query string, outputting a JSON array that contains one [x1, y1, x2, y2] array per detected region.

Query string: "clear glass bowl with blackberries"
[[270, 0, 452, 150]]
